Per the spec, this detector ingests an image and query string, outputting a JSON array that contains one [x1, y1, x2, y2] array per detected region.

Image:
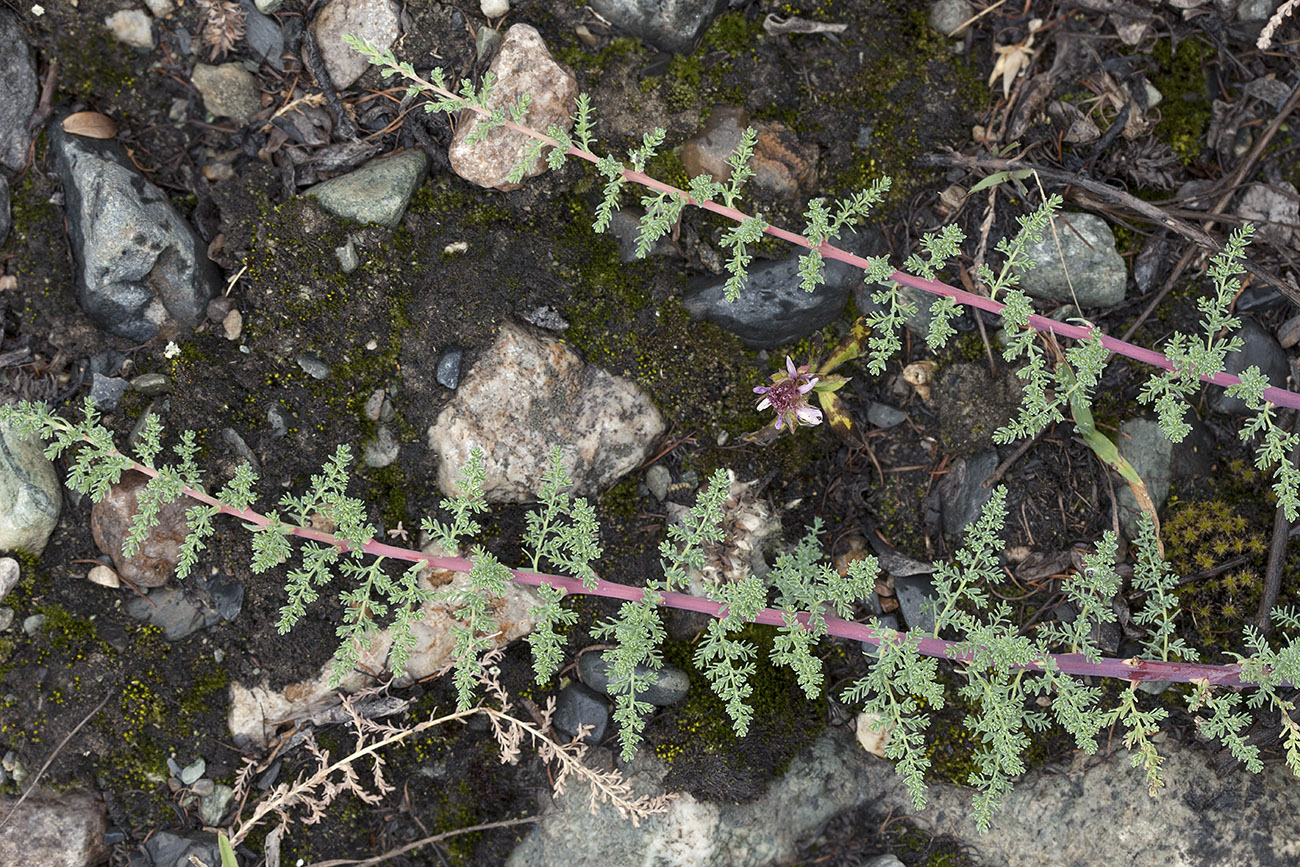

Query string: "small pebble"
[[0, 608, 14, 632], [296, 353, 331, 380], [22, 614, 46, 636], [436, 347, 463, 389], [180, 758, 206, 785], [480, 0, 508, 18], [131, 373, 173, 396], [88, 565, 121, 588], [334, 239, 359, 273], [223, 309, 243, 340]]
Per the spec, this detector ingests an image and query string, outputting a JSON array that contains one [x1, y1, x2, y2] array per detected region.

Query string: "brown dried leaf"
[[61, 111, 118, 139]]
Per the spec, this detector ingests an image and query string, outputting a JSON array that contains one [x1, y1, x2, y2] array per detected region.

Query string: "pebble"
[[680, 106, 817, 200], [1017, 212, 1126, 307], [1207, 318, 1288, 416], [90, 373, 129, 411], [191, 63, 261, 125], [87, 564, 121, 588], [131, 373, 172, 396], [866, 402, 907, 430], [588, 0, 727, 54], [334, 237, 359, 272], [0, 12, 38, 172], [447, 24, 578, 191], [180, 758, 206, 785], [0, 420, 62, 555], [929, 0, 974, 37], [578, 650, 689, 706], [362, 424, 399, 468], [222, 308, 243, 340], [553, 682, 609, 744], [0, 557, 18, 602], [436, 347, 463, 390], [480, 0, 509, 18], [311, 0, 400, 90], [105, 9, 153, 49], [296, 353, 331, 380], [645, 464, 671, 502], [0, 608, 13, 632], [22, 614, 46, 636], [199, 784, 236, 826], [304, 149, 429, 229]]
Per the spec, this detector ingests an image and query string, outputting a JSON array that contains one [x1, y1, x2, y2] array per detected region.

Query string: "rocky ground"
[[1, 0, 1300, 865]]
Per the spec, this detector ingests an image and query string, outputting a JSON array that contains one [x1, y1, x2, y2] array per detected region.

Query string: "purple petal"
[[785, 356, 798, 378], [753, 385, 770, 395], [797, 377, 819, 394]]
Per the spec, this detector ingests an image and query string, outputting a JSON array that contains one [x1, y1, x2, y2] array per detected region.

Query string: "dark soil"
[[2, 1, 1300, 865]]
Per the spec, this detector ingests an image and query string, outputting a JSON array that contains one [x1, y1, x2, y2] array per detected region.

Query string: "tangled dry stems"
[[224, 648, 672, 860]]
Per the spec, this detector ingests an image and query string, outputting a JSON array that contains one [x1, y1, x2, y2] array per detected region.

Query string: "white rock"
[[0, 558, 18, 602], [480, 0, 509, 17], [228, 544, 540, 746], [1237, 181, 1300, 247], [87, 565, 120, 589], [311, 0, 399, 90], [143, 0, 174, 17], [428, 322, 665, 503], [855, 711, 892, 758], [448, 24, 578, 191], [104, 9, 153, 49], [222, 308, 242, 340]]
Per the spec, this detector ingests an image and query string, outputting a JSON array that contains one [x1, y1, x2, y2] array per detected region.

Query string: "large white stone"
[[448, 24, 578, 191], [228, 545, 540, 747], [428, 322, 665, 503]]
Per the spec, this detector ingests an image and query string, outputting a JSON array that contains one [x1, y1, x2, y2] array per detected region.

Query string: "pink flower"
[[753, 356, 822, 431]]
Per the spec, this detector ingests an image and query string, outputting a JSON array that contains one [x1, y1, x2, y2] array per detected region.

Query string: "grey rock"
[[124, 570, 244, 640], [436, 346, 463, 389], [522, 305, 569, 331], [429, 323, 665, 502], [1114, 416, 1210, 541], [553, 682, 609, 744], [867, 402, 907, 430], [365, 389, 386, 421], [199, 783, 235, 826], [684, 256, 852, 349], [130, 831, 233, 867], [191, 777, 215, 795], [192, 63, 260, 124], [578, 651, 689, 706], [608, 207, 677, 263], [304, 149, 429, 229], [1237, 182, 1299, 247], [0, 12, 37, 171], [929, 0, 974, 36], [1208, 318, 1289, 416], [476, 25, 503, 61], [311, 0, 400, 90], [363, 424, 399, 468], [1133, 237, 1173, 294], [1239, 0, 1282, 23], [22, 613, 45, 635], [0, 420, 62, 555], [936, 448, 1000, 538], [1017, 212, 1127, 307], [893, 574, 938, 635], [448, 24, 578, 191], [50, 123, 220, 341], [266, 405, 290, 439], [240, 0, 285, 71], [90, 350, 127, 377], [90, 373, 130, 411], [0, 607, 13, 632], [221, 427, 260, 476], [131, 373, 172, 396], [180, 758, 206, 785], [296, 352, 331, 380], [0, 789, 108, 867], [645, 464, 671, 501], [589, 0, 728, 54], [0, 175, 9, 245]]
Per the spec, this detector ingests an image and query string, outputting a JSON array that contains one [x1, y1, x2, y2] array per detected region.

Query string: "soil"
[[2, 1, 1300, 866]]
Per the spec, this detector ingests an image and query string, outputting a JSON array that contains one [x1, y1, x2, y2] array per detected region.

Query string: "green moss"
[[1149, 36, 1216, 166], [57, 28, 137, 103], [37, 605, 97, 651], [599, 476, 641, 522], [648, 624, 822, 801]]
